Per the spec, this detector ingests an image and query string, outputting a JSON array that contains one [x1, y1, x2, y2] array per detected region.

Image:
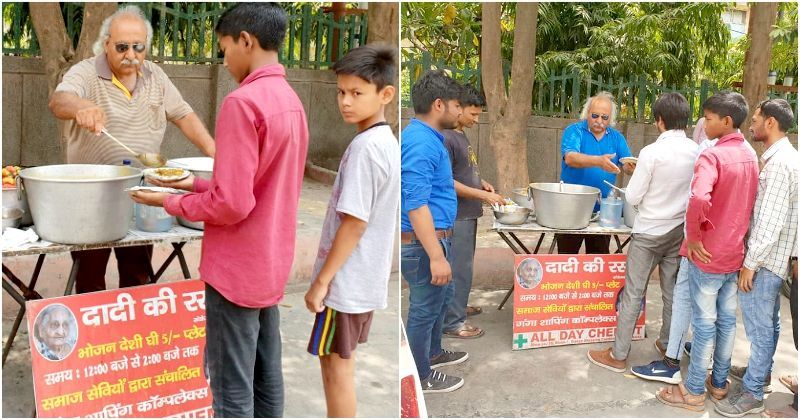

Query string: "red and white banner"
[[26, 280, 213, 418], [512, 254, 645, 350]]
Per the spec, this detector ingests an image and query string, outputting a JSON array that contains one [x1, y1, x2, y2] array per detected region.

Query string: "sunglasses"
[[114, 42, 146, 54], [591, 113, 610, 121]]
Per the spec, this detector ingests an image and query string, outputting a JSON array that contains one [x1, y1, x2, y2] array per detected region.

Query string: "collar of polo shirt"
[[95, 52, 151, 100]]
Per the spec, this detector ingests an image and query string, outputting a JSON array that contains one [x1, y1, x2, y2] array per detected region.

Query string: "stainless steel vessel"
[[621, 188, 637, 228], [529, 182, 600, 229], [167, 158, 213, 230], [19, 165, 142, 244], [511, 187, 534, 209]]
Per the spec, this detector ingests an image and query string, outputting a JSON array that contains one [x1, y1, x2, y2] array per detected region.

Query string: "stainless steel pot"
[[3, 185, 32, 225], [167, 158, 213, 230], [528, 182, 600, 229], [511, 188, 534, 209], [621, 188, 637, 228], [493, 207, 531, 225], [19, 165, 142, 244]]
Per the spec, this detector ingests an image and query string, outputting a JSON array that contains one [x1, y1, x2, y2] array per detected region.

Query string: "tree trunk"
[[481, 3, 538, 195], [740, 2, 778, 154], [30, 2, 117, 161], [30, 3, 74, 96], [75, 3, 118, 60], [368, 2, 400, 134]]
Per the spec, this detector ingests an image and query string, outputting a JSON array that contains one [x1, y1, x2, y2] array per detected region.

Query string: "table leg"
[[532, 233, 545, 254], [497, 232, 523, 254], [64, 258, 80, 296], [2, 254, 46, 366], [548, 234, 558, 254], [508, 232, 531, 254], [176, 243, 191, 279]]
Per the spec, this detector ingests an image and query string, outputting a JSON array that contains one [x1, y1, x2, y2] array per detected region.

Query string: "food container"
[[511, 188, 534, 209], [2, 207, 24, 230], [166, 158, 213, 230], [529, 182, 600, 229], [621, 188, 637, 228], [599, 197, 623, 228], [493, 207, 531, 225], [2, 186, 32, 226], [134, 182, 175, 232], [19, 165, 142, 244]]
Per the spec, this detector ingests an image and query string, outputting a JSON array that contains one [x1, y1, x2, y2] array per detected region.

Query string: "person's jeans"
[[205, 284, 284, 418], [684, 261, 738, 395], [444, 219, 477, 333], [612, 225, 682, 359], [665, 257, 692, 360], [740, 268, 783, 400], [402, 237, 454, 380]]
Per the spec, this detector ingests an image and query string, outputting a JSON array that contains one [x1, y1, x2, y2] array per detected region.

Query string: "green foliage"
[[769, 1, 798, 79], [402, 2, 732, 86]]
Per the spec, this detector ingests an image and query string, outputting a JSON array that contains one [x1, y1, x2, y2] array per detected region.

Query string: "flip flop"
[[444, 324, 485, 339], [656, 383, 706, 412], [779, 375, 797, 394], [466, 306, 483, 317]]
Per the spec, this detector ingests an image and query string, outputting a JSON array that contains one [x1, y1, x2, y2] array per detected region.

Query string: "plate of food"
[[620, 157, 638, 165], [142, 167, 191, 182]]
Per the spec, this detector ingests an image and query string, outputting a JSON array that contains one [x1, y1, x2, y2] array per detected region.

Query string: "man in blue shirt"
[[401, 70, 466, 393], [558, 91, 634, 254]]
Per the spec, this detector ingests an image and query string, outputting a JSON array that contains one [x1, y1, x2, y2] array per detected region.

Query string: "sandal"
[[466, 306, 483, 317], [779, 374, 797, 394], [656, 383, 706, 412], [444, 324, 485, 339]]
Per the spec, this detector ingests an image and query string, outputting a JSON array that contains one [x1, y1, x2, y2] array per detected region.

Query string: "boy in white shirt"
[[588, 93, 698, 373]]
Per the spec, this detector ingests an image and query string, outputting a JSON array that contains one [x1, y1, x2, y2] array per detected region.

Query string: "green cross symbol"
[[513, 333, 528, 349]]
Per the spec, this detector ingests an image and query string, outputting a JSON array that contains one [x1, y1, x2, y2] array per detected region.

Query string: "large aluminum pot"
[[528, 182, 600, 229], [167, 158, 213, 230], [621, 188, 637, 228], [19, 165, 142, 244]]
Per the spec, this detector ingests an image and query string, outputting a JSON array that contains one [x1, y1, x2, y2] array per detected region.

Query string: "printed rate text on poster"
[[26, 279, 212, 418], [512, 254, 645, 350]]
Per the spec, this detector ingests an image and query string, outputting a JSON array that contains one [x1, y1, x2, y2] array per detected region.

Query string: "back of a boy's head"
[[652, 92, 689, 130], [757, 98, 796, 132], [332, 44, 397, 91], [702, 91, 749, 128], [215, 3, 287, 52], [460, 85, 486, 109], [411, 70, 462, 115]]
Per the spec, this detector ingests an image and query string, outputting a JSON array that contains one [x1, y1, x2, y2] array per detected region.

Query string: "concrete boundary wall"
[[3, 56, 357, 170], [401, 108, 798, 189]]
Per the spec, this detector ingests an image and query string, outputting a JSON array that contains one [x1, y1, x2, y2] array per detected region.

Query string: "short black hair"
[[756, 98, 796, 132], [460, 84, 486, 108], [411, 70, 462, 114], [332, 43, 397, 91], [702, 91, 749, 128], [652, 92, 690, 130], [215, 3, 287, 52]]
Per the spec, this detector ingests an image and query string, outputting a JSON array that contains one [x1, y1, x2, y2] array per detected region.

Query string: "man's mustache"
[[121, 58, 140, 66]]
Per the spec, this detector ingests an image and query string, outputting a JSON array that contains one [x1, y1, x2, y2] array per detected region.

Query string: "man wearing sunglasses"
[[48, 5, 215, 295], [558, 91, 634, 254]]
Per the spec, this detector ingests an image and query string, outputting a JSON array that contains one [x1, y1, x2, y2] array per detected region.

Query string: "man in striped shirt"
[[48, 5, 215, 294], [716, 99, 798, 417]]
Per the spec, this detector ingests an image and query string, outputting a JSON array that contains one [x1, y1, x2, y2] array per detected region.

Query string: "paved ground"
[[2, 179, 399, 418], [401, 211, 798, 418]]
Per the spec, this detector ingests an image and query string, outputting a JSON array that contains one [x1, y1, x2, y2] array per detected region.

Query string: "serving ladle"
[[101, 128, 166, 168]]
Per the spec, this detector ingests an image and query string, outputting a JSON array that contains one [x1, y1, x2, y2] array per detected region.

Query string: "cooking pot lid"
[[166, 157, 214, 172]]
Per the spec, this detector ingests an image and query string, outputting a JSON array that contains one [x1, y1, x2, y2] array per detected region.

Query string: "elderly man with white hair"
[[48, 5, 215, 294], [558, 91, 634, 254]]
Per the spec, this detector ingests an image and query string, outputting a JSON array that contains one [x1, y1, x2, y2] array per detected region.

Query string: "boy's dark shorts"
[[307, 306, 373, 359]]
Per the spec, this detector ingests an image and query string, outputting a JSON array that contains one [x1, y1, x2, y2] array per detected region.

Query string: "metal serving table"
[[492, 216, 632, 309], [2, 224, 203, 365]]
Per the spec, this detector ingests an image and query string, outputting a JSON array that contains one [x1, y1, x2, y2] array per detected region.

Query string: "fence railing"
[[2, 2, 368, 68], [402, 49, 799, 129]]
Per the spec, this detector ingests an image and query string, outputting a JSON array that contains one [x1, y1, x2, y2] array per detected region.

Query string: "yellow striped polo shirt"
[[55, 53, 193, 166]]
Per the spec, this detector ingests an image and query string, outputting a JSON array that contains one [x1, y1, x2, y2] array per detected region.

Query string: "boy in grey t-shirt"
[[304, 44, 400, 418]]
